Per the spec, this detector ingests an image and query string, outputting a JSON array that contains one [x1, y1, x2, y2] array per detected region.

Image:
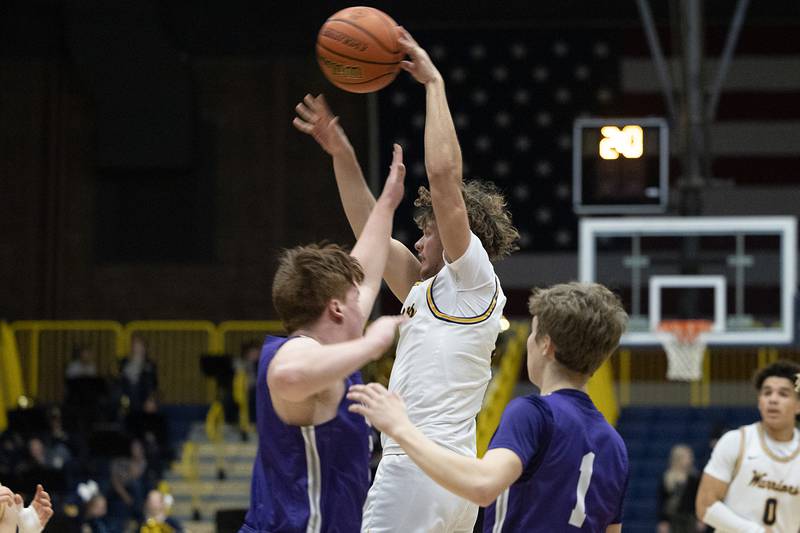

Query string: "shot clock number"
[[599, 125, 644, 160]]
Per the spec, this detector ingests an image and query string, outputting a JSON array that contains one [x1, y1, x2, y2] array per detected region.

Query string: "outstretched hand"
[[377, 144, 406, 210], [31, 484, 53, 527], [347, 382, 411, 438], [363, 316, 407, 355], [397, 27, 441, 85], [292, 93, 352, 156]]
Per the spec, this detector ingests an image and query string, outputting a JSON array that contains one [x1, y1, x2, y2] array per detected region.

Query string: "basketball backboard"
[[579, 217, 797, 346]]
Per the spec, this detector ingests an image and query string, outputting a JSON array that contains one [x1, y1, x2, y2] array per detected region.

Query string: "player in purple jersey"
[[239, 145, 406, 533], [349, 282, 630, 532]]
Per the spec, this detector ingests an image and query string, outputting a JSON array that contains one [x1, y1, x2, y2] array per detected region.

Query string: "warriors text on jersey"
[[240, 336, 371, 533], [704, 423, 800, 531]]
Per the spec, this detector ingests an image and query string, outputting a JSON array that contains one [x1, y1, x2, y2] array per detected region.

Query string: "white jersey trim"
[[426, 275, 499, 324], [301, 426, 322, 533], [491, 488, 510, 533], [757, 423, 800, 463]]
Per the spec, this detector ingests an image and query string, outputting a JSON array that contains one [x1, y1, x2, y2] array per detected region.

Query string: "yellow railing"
[[219, 321, 285, 434], [476, 323, 527, 456], [0, 322, 26, 431], [10, 319, 798, 417], [10, 321, 124, 402], [126, 321, 220, 404], [218, 321, 284, 354], [614, 347, 798, 406], [175, 442, 201, 520]]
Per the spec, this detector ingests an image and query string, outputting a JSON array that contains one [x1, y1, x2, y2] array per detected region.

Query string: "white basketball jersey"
[[723, 423, 800, 531], [381, 239, 506, 457]]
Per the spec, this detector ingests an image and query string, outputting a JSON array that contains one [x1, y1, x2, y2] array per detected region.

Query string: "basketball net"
[[656, 320, 713, 382]]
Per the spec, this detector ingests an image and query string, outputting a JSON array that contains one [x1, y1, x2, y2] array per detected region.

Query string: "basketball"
[[316, 7, 402, 94]]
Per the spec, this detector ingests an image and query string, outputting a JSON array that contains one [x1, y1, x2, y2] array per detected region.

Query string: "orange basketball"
[[316, 6, 402, 94]]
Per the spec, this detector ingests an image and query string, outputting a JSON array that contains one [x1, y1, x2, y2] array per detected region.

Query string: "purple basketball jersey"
[[240, 336, 371, 532], [484, 389, 628, 532]]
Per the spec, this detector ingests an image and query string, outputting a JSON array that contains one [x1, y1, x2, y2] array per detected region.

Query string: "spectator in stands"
[[126, 394, 170, 485], [65, 346, 98, 379], [107, 439, 148, 532], [140, 489, 183, 532], [119, 335, 158, 413], [657, 444, 701, 533], [44, 407, 73, 472], [0, 483, 53, 533], [81, 491, 109, 533], [0, 430, 26, 483], [22, 438, 49, 473]]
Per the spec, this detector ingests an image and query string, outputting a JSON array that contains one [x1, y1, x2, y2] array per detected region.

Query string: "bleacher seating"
[[618, 406, 759, 532]]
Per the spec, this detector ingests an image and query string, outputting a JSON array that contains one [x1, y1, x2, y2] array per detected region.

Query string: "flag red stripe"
[[622, 26, 800, 56], [620, 92, 800, 121]]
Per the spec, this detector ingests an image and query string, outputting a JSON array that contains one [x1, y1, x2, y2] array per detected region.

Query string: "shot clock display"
[[572, 117, 669, 214]]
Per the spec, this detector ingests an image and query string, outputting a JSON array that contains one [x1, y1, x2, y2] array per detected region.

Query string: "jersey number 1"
[[568, 452, 596, 528]]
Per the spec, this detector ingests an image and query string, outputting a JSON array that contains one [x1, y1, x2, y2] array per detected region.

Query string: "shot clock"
[[572, 117, 669, 214]]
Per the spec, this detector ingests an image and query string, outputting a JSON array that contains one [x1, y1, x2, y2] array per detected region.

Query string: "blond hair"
[[528, 282, 628, 375], [413, 180, 519, 261], [272, 243, 364, 333], [664, 444, 694, 491]]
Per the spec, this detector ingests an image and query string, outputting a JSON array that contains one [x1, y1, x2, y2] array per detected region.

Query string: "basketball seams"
[[325, 18, 400, 56], [334, 71, 398, 86], [315, 54, 398, 88], [316, 42, 401, 66], [362, 6, 402, 56], [317, 7, 401, 93]]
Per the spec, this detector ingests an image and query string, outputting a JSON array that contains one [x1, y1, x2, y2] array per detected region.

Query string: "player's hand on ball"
[[292, 94, 351, 156], [31, 484, 53, 527], [397, 27, 441, 85], [364, 315, 406, 355], [377, 144, 406, 210], [347, 383, 410, 437]]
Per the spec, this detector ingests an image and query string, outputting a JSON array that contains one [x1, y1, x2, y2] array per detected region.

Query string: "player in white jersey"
[[696, 360, 800, 533], [293, 27, 519, 533]]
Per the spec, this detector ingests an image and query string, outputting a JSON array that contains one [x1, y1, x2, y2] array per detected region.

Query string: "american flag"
[[378, 29, 620, 252], [619, 24, 800, 186], [379, 24, 800, 253]]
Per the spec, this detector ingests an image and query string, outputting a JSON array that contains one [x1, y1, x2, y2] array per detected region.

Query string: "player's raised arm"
[[348, 383, 522, 506], [398, 28, 471, 263], [350, 144, 405, 318], [293, 94, 420, 301]]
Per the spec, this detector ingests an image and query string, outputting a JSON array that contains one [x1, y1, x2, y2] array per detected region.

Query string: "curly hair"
[[272, 243, 364, 333], [413, 180, 519, 261]]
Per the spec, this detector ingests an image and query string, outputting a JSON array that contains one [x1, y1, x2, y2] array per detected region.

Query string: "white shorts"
[[362, 454, 478, 533]]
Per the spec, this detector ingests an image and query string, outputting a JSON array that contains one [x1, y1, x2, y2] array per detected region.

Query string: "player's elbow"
[[426, 159, 460, 184], [269, 366, 311, 402], [471, 481, 502, 508]]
